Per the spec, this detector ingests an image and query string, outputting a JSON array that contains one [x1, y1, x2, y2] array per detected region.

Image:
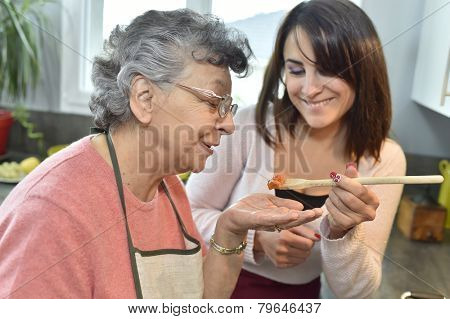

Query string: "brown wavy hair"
[[255, 0, 391, 163]]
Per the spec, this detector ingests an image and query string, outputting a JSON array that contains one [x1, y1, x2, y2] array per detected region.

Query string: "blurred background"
[[0, 0, 449, 298]]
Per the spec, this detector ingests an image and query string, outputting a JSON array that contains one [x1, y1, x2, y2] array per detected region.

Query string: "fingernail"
[[314, 233, 321, 239], [333, 174, 342, 183], [346, 162, 357, 170], [330, 171, 337, 179]]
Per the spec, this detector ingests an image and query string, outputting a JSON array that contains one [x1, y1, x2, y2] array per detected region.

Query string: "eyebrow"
[[285, 58, 304, 65]]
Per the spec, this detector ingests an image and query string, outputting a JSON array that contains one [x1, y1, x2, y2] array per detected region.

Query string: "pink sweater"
[[0, 136, 205, 298]]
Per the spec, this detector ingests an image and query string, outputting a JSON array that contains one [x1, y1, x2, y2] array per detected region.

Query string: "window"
[[212, 0, 301, 107], [103, 0, 186, 40], [60, 0, 189, 115]]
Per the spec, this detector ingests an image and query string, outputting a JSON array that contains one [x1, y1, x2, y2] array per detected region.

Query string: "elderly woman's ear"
[[129, 75, 156, 125]]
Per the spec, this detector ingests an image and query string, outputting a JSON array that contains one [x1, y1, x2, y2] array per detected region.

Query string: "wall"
[[362, 0, 450, 158]]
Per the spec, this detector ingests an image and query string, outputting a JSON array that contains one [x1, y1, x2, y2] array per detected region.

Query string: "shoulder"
[[359, 138, 406, 176], [1, 136, 114, 220], [379, 138, 406, 167]]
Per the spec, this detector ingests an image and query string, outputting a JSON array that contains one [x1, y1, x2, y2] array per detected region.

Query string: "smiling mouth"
[[302, 97, 334, 108], [200, 141, 215, 155]]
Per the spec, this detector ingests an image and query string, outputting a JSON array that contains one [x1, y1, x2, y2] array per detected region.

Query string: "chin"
[[302, 115, 334, 129], [189, 158, 208, 173]]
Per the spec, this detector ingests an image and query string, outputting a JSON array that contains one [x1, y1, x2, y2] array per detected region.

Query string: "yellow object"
[[20, 157, 41, 174], [0, 161, 24, 179], [438, 160, 450, 228], [47, 144, 68, 157], [178, 171, 191, 183]]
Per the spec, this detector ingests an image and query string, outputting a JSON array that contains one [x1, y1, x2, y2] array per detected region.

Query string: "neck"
[[91, 127, 166, 202], [309, 118, 343, 140], [293, 119, 349, 161]]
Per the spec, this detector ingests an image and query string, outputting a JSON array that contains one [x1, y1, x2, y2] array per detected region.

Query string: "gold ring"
[[274, 225, 283, 232]]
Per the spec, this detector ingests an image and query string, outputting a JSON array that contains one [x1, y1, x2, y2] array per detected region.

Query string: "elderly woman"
[[0, 9, 322, 299]]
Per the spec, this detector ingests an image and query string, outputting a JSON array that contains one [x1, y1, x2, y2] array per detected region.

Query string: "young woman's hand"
[[254, 225, 320, 268], [325, 163, 380, 239]]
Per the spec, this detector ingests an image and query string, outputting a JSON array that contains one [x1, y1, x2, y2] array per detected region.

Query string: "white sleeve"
[[185, 107, 260, 264], [320, 141, 407, 298]]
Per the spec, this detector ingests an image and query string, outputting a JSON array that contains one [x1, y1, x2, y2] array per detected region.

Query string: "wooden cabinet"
[[411, 0, 450, 117]]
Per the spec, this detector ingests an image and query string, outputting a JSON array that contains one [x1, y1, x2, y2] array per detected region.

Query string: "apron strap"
[[105, 132, 144, 299], [90, 127, 107, 134], [161, 181, 201, 247]]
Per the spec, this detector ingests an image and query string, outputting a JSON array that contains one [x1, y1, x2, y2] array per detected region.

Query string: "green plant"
[[12, 104, 45, 158], [1, 0, 52, 156], [0, 0, 51, 99]]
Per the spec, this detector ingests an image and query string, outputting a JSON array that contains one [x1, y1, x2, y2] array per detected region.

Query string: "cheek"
[[336, 83, 355, 112], [285, 77, 302, 100], [286, 79, 302, 105]]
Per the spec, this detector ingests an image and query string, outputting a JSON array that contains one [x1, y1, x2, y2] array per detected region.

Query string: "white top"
[[186, 106, 406, 298]]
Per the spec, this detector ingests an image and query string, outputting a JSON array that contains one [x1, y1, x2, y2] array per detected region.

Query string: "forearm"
[[202, 216, 247, 298], [321, 220, 381, 298]]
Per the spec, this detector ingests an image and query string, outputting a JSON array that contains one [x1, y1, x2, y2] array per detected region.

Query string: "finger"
[[345, 162, 359, 178], [271, 254, 308, 268], [268, 195, 304, 211], [288, 225, 320, 242], [328, 190, 355, 219], [281, 230, 316, 250], [275, 239, 312, 259], [332, 173, 374, 205], [325, 198, 354, 231], [278, 208, 322, 230], [333, 187, 377, 220], [255, 207, 320, 228]]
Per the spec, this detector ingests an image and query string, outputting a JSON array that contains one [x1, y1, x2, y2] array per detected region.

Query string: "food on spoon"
[[267, 174, 286, 190]]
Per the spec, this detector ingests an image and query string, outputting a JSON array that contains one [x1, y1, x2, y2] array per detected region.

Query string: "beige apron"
[[102, 130, 204, 299], [135, 235, 204, 298]]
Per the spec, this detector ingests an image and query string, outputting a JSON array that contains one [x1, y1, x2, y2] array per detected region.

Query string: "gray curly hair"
[[89, 8, 253, 131]]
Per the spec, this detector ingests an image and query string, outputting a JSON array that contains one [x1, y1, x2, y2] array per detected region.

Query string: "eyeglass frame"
[[175, 83, 238, 118]]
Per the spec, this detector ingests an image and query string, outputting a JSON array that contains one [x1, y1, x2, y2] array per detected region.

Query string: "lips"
[[200, 141, 218, 155], [302, 97, 334, 108]]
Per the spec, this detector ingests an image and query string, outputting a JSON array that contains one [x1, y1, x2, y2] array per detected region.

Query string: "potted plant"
[[0, 0, 51, 155]]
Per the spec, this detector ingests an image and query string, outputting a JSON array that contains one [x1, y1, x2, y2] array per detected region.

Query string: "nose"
[[301, 71, 324, 100], [216, 112, 235, 136]]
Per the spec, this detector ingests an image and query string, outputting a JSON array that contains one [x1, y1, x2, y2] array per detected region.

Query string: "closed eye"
[[285, 60, 305, 76], [287, 66, 305, 76]]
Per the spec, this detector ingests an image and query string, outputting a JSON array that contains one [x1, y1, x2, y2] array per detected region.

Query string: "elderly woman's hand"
[[223, 193, 322, 235], [214, 194, 322, 248], [325, 163, 380, 239]]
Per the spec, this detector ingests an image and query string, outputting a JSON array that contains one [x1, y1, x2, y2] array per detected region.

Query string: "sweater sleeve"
[[186, 107, 260, 264], [0, 196, 93, 298], [319, 140, 407, 298]]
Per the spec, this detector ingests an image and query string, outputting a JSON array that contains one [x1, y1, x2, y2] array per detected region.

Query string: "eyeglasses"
[[175, 83, 238, 118]]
